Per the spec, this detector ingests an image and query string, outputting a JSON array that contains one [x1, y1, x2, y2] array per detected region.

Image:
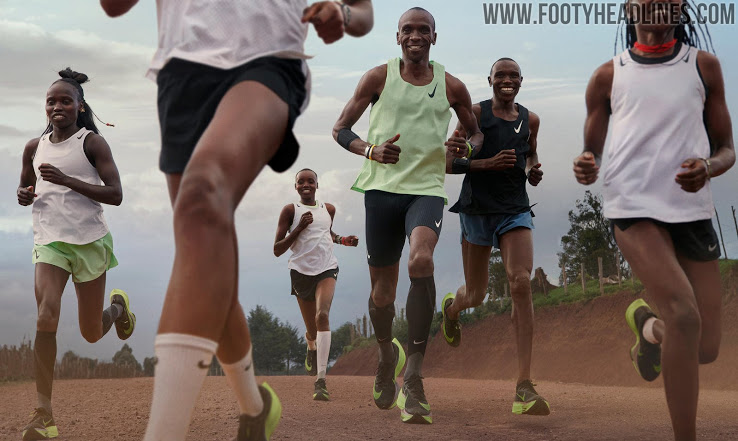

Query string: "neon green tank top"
[[351, 58, 452, 201]]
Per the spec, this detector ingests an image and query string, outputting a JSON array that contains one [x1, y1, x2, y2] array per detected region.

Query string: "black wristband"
[[337, 128, 360, 151], [452, 157, 470, 174]]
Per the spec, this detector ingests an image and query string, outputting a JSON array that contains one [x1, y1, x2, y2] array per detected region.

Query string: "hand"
[[17, 185, 37, 206], [573, 152, 599, 185], [675, 158, 709, 193], [302, 1, 345, 44], [371, 134, 401, 164], [487, 149, 517, 170], [527, 163, 543, 186], [38, 163, 70, 187], [343, 235, 359, 247], [444, 130, 470, 158], [297, 212, 314, 230]]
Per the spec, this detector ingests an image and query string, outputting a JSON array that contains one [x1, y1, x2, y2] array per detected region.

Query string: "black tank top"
[[450, 99, 531, 215]]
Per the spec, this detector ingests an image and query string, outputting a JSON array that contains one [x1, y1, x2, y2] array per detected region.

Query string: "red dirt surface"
[[2, 376, 737, 440], [3, 281, 735, 440], [331, 289, 738, 391]]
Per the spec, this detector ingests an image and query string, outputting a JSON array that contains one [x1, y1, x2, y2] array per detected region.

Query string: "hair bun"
[[58, 67, 89, 84]]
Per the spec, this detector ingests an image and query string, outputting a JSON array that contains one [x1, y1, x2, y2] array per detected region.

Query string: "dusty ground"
[[1, 375, 737, 440], [332, 289, 738, 390]]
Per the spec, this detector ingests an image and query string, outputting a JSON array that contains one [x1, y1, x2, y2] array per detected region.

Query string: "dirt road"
[[2, 375, 737, 440]]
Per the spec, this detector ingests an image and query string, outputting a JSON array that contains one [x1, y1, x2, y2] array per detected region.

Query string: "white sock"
[[306, 332, 317, 351], [144, 333, 217, 441], [642, 317, 660, 344], [221, 347, 263, 417], [316, 331, 331, 379]]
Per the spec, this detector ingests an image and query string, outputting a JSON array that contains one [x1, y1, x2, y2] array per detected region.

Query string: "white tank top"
[[288, 201, 338, 276], [32, 128, 110, 245], [147, 0, 311, 80], [604, 44, 713, 222]]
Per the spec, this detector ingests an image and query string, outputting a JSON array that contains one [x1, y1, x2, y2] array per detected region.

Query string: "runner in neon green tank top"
[[332, 7, 483, 425]]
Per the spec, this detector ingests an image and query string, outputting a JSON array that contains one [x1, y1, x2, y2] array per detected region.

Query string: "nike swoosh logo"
[[333, 273, 338, 278], [373, 385, 382, 400], [708, 244, 717, 252], [517, 393, 526, 401], [197, 360, 211, 369], [514, 120, 523, 133], [654, 364, 661, 373], [428, 83, 437, 98], [434, 219, 442, 228], [43, 419, 53, 426], [413, 340, 425, 345]]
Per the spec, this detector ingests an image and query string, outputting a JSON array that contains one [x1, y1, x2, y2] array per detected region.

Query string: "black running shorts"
[[610, 218, 720, 262], [290, 267, 339, 302], [364, 190, 445, 267], [156, 56, 307, 174]]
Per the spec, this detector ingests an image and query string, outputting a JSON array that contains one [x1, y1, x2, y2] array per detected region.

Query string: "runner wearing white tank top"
[[17, 68, 136, 441], [100, 2, 373, 440], [574, 3, 735, 438], [274, 169, 358, 401]]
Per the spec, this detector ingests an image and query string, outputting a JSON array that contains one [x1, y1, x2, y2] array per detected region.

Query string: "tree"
[[143, 356, 156, 377], [557, 191, 626, 284], [249, 305, 289, 375], [281, 323, 305, 375], [487, 249, 506, 299], [112, 343, 142, 372], [330, 322, 354, 362]]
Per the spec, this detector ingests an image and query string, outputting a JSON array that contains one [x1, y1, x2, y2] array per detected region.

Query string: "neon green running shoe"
[[22, 407, 58, 440], [372, 338, 406, 410], [625, 299, 662, 381], [512, 380, 550, 416], [234, 383, 281, 441], [110, 289, 135, 340], [397, 374, 432, 424], [313, 378, 330, 401], [441, 292, 461, 347], [305, 348, 317, 376]]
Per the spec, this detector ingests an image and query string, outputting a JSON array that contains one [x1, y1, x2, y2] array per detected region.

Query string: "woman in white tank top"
[[16, 68, 136, 440], [573, 2, 735, 439], [273, 168, 358, 401]]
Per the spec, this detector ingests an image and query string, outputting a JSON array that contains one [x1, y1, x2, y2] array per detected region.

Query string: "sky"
[[0, 0, 736, 362]]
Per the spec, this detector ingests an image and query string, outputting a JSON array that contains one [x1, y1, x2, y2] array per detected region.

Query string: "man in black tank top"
[[442, 58, 550, 416]]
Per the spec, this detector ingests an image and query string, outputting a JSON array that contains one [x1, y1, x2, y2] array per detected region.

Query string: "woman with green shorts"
[[16, 68, 136, 441]]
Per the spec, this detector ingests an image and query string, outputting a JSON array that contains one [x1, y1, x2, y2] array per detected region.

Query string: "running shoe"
[[441, 292, 461, 347], [110, 289, 135, 340], [397, 374, 432, 424], [372, 338, 406, 410], [305, 348, 317, 376], [22, 408, 58, 440], [625, 299, 662, 381], [313, 378, 330, 401], [233, 383, 281, 441], [512, 380, 550, 416]]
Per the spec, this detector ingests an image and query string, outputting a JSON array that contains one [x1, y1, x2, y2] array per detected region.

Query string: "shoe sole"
[[110, 289, 135, 340], [625, 299, 658, 381], [400, 411, 433, 424], [313, 392, 330, 401], [397, 389, 432, 424], [261, 383, 282, 440], [512, 398, 550, 416], [441, 292, 460, 347], [22, 426, 59, 440]]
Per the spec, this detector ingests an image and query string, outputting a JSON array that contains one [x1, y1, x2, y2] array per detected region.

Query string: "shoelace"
[[404, 375, 427, 402]]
